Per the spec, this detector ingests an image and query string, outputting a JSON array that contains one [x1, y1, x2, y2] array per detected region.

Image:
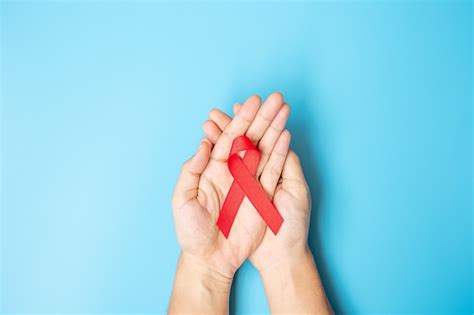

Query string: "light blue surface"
[[1, 1, 472, 314]]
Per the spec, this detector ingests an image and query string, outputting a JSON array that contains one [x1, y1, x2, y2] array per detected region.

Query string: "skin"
[[169, 93, 332, 314]]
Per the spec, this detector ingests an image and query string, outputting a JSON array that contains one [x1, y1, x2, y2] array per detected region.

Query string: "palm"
[[173, 93, 290, 276], [175, 158, 266, 271], [250, 152, 311, 270]]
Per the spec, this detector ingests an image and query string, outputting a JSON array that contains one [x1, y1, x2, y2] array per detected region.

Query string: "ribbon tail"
[[229, 156, 284, 234], [217, 181, 245, 238]]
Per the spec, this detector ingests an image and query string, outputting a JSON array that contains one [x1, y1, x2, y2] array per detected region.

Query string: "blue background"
[[1, 1, 472, 314]]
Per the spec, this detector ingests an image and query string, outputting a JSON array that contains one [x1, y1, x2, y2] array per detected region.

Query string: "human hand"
[[171, 93, 331, 314], [204, 104, 311, 271], [172, 93, 290, 279], [205, 105, 332, 314]]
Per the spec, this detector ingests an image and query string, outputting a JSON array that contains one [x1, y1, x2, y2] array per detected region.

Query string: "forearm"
[[169, 253, 233, 314], [260, 246, 332, 314]]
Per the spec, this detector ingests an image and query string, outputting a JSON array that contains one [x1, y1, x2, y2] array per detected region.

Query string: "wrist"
[[180, 252, 234, 288], [253, 241, 311, 273], [259, 244, 313, 276], [258, 246, 333, 314], [169, 253, 233, 314]]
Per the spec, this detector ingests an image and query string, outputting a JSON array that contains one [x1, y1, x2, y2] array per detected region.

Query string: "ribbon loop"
[[217, 135, 284, 238]]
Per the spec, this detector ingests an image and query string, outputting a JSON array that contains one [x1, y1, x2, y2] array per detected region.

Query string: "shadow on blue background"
[[1, 1, 472, 314]]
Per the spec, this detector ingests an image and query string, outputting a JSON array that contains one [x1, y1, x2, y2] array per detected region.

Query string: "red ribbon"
[[217, 135, 284, 238]]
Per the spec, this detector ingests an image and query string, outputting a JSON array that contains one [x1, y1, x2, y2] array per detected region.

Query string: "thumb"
[[172, 140, 212, 209], [281, 150, 311, 210], [282, 150, 307, 185]]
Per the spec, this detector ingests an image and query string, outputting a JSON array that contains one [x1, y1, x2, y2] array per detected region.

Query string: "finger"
[[260, 130, 291, 197], [209, 103, 290, 175], [173, 140, 212, 208], [212, 95, 261, 160], [209, 108, 232, 131], [202, 120, 222, 144], [202, 137, 213, 146], [233, 103, 242, 115], [207, 109, 232, 133], [245, 92, 284, 144], [257, 103, 290, 175], [282, 149, 306, 183]]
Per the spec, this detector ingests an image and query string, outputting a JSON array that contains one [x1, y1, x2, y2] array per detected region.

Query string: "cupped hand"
[[204, 104, 311, 272], [172, 93, 290, 278]]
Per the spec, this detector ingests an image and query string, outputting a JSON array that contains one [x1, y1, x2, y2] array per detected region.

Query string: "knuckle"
[[257, 111, 273, 123], [236, 109, 252, 123], [259, 152, 270, 163], [223, 129, 238, 141], [268, 124, 283, 133], [258, 141, 271, 153], [269, 166, 281, 178]]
